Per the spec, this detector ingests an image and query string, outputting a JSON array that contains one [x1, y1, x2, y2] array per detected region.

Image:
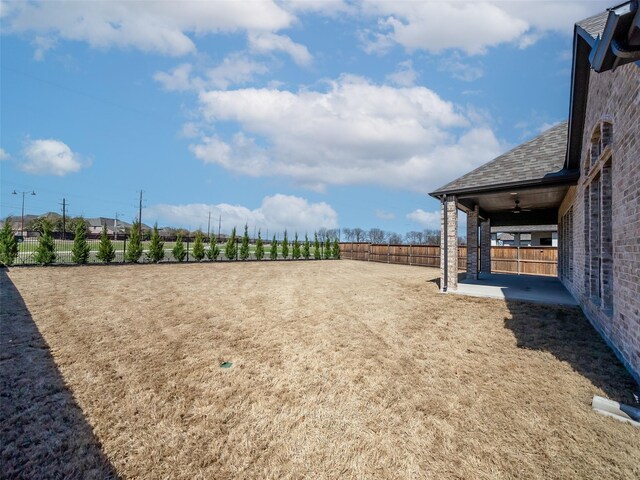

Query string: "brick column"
[[440, 196, 458, 292], [480, 217, 491, 274], [466, 205, 479, 280]]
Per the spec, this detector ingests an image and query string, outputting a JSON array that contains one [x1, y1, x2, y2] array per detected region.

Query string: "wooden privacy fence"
[[339, 243, 557, 276]]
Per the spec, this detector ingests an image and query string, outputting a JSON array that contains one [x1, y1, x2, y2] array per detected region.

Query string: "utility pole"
[[60, 198, 67, 239], [207, 211, 211, 240], [12, 190, 36, 237], [218, 215, 221, 238], [138, 190, 143, 237]]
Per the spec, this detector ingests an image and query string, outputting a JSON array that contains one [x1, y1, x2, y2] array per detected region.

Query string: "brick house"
[[430, 3, 640, 383]]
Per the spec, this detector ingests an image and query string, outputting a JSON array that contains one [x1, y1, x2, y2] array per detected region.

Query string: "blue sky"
[[0, 0, 610, 236]]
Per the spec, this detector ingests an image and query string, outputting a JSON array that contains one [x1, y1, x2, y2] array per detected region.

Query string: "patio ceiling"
[[456, 184, 571, 228]]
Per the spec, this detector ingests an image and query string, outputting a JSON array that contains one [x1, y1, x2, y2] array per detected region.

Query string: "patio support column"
[[466, 205, 479, 280], [440, 195, 458, 292], [480, 218, 491, 274]]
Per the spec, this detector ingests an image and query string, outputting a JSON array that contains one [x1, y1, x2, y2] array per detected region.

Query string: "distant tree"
[[368, 228, 385, 244], [255, 230, 264, 260], [225, 227, 237, 260], [317, 227, 327, 243], [405, 231, 423, 245], [424, 229, 440, 245], [193, 230, 206, 261], [352, 227, 365, 242], [332, 238, 340, 259], [172, 233, 186, 262], [207, 235, 220, 261], [281, 230, 289, 259], [292, 232, 301, 259], [126, 220, 143, 263], [240, 224, 250, 260], [33, 220, 56, 265], [313, 232, 321, 259], [324, 238, 331, 259], [326, 229, 339, 241], [302, 233, 310, 259], [270, 235, 278, 260], [387, 232, 403, 244], [27, 217, 47, 234], [71, 221, 91, 264], [97, 225, 116, 263], [147, 223, 165, 263], [0, 220, 18, 266], [342, 227, 353, 242]]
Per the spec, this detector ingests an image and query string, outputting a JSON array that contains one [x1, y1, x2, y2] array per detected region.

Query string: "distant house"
[[430, 3, 640, 382]]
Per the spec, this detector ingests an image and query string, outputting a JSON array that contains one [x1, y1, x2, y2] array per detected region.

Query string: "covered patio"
[[429, 121, 578, 305]]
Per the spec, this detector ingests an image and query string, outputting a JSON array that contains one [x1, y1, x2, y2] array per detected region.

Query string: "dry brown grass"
[[1, 261, 639, 479]]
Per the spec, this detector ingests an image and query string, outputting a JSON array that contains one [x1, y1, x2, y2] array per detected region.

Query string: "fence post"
[[387, 243, 390, 263], [409, 243, 412, 266], [350, 242, 353, 260], [367, 243, 370, 261], [186, 237, 190, 262], [123, 237, 127, 263], [517, 246, 520, 275]]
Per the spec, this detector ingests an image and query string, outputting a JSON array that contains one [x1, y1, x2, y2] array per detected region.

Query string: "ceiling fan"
[[512, 199, 532, 214]]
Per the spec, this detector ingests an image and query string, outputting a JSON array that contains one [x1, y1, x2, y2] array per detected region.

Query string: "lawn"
[[1, 261, 638, 479]]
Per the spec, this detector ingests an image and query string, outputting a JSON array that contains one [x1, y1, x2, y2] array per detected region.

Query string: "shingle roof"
[[576, 11, 609, 42], [430, 121, 569, 196]]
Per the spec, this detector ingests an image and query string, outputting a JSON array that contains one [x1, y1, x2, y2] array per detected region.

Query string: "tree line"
[[341, 228, 446, 245]]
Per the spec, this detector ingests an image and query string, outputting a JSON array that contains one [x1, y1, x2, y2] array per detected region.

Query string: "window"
[[540, 237, 553, 246], [560, 207, 574, 281], [583, 122, 613, 313]]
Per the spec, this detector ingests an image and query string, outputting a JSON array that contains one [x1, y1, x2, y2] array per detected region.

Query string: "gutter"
[[429, 170, 580, 199], [590, 1, 640, 72]]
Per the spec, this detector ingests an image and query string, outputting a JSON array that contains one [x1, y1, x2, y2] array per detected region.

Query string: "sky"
[[0, 0, 611, 237]]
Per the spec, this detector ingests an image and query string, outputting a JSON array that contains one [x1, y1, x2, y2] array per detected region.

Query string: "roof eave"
[[565, 1, 640, 171], [591, 2, 640, 72], [428, 169, 580, 199]]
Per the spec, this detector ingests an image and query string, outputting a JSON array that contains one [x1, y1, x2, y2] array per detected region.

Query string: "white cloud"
[[438, 53, 484, 82], [248, 32, 312, 66], [20, 139, 87, 176], [0, 148, 10, 160], [179, 122, 201, 139], [385, 60, 418, 86], [281, 0, 354, 16], [32, 35, 56, 61], [154, 63, 196, 91], [407, 209, 440, 229], [154, 54, 269, 92], [3, 1, 293, 56], [359, 0, 610, 55], [206, 53, 269, 89], [191, 75, 503, 192], [145, 194, 338, 234], [375, 210, 396, 220]]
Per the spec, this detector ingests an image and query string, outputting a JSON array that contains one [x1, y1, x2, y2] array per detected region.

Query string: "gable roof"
[[430, 121, 571, 197], [576, 11, 609, 44]]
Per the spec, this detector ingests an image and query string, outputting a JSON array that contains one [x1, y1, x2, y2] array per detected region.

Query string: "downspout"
[[442, 195, 448, 292]]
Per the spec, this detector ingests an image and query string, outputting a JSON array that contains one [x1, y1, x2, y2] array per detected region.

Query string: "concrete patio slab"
[[451, 273, 578, 306]]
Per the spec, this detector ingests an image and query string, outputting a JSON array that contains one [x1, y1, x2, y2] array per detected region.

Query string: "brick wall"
[[559, 62, 640, 383]]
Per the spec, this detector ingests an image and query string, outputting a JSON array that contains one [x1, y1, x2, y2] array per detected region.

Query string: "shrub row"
[[0, 220, 341, 266]]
